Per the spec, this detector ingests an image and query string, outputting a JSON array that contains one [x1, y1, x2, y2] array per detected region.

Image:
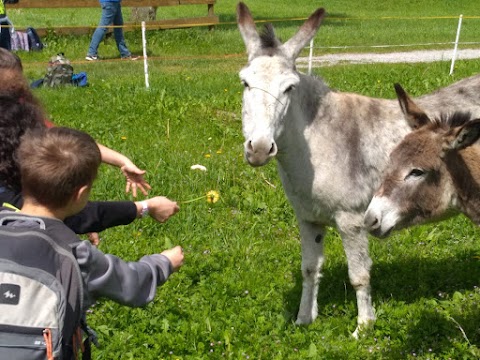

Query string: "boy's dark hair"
[[18, 127, 101, 209], [0, 50, 49, 192], [0, 93, 46, 191], [0, 48, 23, 71]]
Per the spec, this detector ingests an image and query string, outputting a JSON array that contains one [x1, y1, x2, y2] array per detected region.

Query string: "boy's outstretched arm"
[[75, 242, 184, 307]]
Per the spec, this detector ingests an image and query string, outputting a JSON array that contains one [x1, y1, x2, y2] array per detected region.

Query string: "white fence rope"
[[306, 14, 479, 75], [314, 41, 480, 50]]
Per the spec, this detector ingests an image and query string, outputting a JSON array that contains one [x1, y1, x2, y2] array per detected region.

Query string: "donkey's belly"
[[278, 169, 343, 226], [278, 161, 376, 226]]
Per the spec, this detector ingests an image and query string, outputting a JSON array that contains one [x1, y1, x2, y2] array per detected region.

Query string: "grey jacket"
[[3, 210, 173, 308]]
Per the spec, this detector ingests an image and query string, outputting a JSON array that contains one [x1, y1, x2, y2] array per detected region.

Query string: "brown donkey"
[[365, 84, 480, 238]]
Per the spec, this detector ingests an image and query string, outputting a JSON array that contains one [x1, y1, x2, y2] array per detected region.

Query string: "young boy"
[[11, 126, 184, 357]]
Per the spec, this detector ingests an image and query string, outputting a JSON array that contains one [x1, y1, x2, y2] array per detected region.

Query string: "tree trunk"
[[131, 7, 157, 22]]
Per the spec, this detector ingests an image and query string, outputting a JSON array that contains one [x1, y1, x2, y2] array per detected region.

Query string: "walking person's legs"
[[86, 2, 117, 59], [112, 4, 131, 58], [0, 22, 11, 50]]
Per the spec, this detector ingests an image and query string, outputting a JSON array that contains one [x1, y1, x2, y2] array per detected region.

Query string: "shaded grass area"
[[7, 0, 480, 61], [8, 0, 480, 27]]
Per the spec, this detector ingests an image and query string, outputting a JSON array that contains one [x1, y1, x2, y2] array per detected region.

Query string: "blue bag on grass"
[[72, 72, 88, 87]]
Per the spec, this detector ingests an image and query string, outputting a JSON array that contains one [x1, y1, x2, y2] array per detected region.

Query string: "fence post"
[[142, 21, 150, 89], [308, 39, 314, 75], [449, 14, 463, 76]]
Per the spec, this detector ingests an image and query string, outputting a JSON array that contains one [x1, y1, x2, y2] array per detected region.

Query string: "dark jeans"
[[0, 21, 11, 50]]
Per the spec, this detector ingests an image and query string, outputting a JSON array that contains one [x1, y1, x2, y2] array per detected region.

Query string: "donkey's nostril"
[[247, 140, 254, 152], [364, 212, 380, 230], [269, 142, 277, 156]]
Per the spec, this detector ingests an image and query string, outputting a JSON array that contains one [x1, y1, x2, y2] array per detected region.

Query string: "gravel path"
[[297, 48, 480, 66]]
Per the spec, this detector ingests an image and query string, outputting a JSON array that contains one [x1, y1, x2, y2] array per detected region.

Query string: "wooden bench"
[[8, 0, 219, 36]]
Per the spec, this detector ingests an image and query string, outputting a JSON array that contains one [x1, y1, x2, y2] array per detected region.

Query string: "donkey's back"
[[416, 74, 480, 118]]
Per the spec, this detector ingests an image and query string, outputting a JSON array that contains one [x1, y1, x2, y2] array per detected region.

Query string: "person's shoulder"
[[0, 211, 80, 247], [0, 185, 23, 209], [42, 216, 80, 243]]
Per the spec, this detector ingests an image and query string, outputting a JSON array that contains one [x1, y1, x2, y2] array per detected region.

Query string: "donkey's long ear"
[[237, 2, 262, 61], [282, 8, 325, 60], [394, 83, 430, 130], [445, 118, 480, 152]]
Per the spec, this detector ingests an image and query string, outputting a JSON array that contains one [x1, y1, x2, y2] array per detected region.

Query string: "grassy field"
[[9, 0, 480, 359]]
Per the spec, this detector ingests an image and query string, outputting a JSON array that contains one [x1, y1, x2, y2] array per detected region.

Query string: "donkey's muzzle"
[[244, 139, 277, 167]]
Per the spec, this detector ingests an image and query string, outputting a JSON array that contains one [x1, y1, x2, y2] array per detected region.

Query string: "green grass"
[[10, 1, 480, 358]]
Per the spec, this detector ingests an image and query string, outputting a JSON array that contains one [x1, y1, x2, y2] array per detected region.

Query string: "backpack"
[[43, 53, 73, 88], [26, 27, 43, 51], [10, 30, 29, 51], [0, 212, 85, 360]]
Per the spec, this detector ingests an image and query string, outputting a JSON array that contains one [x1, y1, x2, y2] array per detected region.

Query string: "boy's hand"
[[141, 196, 180, 222], [161, 246, 184, 271], [87, 232, 100, 246]]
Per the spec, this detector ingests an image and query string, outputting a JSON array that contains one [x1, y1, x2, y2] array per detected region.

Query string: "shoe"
[[122, 55, 139, 61], [85, 55, 98, 61]]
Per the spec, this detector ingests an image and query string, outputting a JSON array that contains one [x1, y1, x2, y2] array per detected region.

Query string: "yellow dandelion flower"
[[216, 149, 222, 154], [121, 136, 127, 140], [181, 190, 220, 204], [204, 153, 211, 158], [224, 88, 228, 92], [206, 190, 220, 204]]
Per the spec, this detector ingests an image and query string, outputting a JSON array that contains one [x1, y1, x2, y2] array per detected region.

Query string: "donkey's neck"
[[446, 146, 480, 224], [274, 72, 411, 213], [279, 73, 330, 135]]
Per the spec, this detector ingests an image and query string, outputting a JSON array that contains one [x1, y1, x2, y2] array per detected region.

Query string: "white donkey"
[[236, 2, 480, 337]]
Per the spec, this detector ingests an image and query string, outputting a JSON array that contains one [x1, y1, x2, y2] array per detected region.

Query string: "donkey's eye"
[[241, 80, 250, 89], [405, 168, 425, 180], [284, 85, 295, 93]]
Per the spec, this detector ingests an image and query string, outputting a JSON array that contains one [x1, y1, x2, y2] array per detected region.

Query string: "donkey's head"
[[237, 2, 325, 166], [365, 84, 480, 238]]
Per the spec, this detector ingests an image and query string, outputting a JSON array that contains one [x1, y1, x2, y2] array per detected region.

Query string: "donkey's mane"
[[434, 111, 472, 128], [259, 24, 281, 49]]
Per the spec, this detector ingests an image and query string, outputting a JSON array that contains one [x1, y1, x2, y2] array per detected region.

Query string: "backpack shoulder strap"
[[0, 213, 46, 229]]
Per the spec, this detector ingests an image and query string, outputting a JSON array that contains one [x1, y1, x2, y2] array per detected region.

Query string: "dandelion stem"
[[180, 195, 206, 204]]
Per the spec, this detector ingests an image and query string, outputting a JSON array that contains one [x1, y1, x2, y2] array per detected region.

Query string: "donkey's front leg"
[[336, 211, 376, 338], [295, 220, 326, 325]]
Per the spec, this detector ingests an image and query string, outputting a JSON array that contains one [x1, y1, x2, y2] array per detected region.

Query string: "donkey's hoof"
[[351, 321, 375, 339], [295, 318, 311, 326], [295, 313, 315, 325], [352, 327, 361, 340]]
